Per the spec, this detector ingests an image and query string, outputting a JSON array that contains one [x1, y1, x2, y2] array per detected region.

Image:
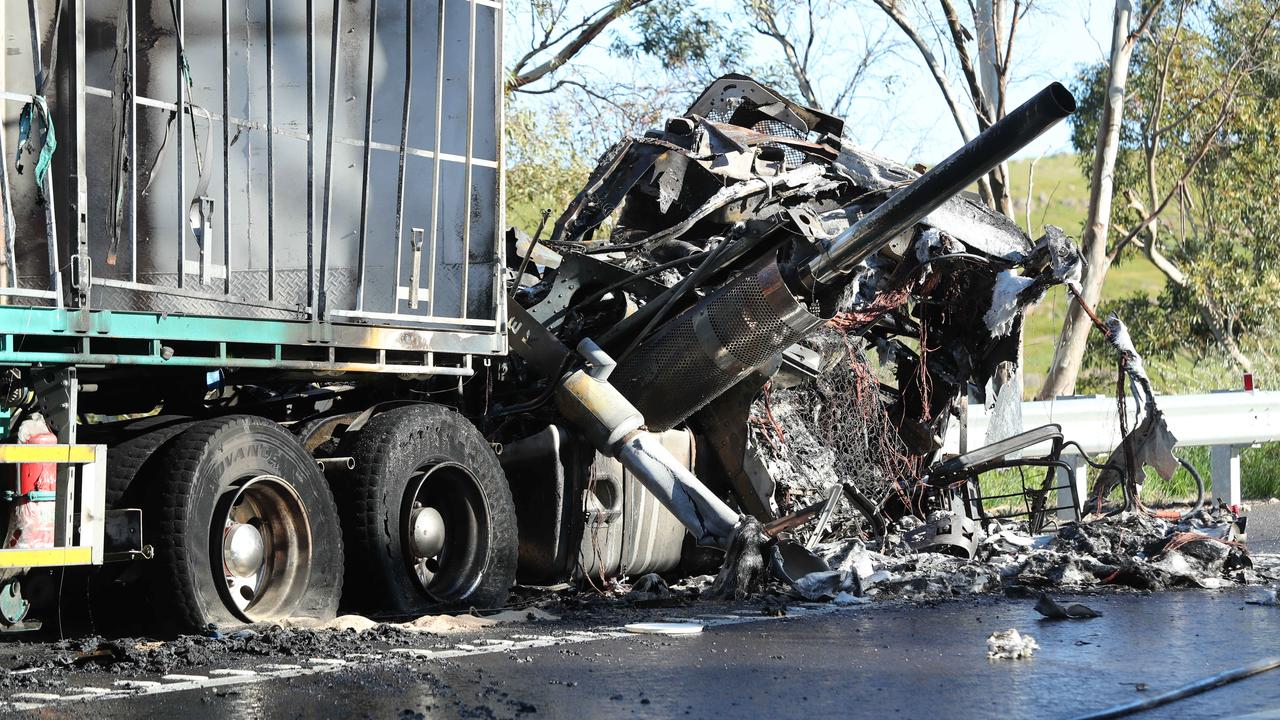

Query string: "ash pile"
[[497, 75, 1275, 607], [804, 508, 1272, 602], [745, 334, 1276, 601]]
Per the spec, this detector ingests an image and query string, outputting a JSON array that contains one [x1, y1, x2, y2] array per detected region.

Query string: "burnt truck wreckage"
[[498, 75, 1270, 600], [0, 0, 1265, 636], [500, 75, 1085, 572]]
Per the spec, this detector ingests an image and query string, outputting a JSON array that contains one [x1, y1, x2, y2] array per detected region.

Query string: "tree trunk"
[[1036, 0, 1136, 400], [974, 0, 1014, 217]]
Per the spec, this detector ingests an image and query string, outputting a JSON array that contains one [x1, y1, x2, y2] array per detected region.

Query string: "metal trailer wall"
[[0, 0, 504, 372]]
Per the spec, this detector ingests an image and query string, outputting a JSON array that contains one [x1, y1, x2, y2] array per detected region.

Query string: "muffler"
[[611, 257, 821, 431]]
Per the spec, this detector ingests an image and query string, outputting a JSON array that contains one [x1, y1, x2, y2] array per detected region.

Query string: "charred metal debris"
[[489, 75, 1270, 601]]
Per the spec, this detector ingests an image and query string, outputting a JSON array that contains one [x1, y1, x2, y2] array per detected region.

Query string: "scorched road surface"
[[7, 588, 1280, 720]]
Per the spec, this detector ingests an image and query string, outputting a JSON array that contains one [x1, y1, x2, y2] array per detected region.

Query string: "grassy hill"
[[1003, 154, 1167, 395]]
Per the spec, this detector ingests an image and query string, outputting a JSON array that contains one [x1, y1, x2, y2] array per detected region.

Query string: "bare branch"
[[747, 0, 823, 109], [1127, 0, 1168, 47], [870, 0, 977, 142], [508, 0, 657, 93], [938, 0, 994, 127]]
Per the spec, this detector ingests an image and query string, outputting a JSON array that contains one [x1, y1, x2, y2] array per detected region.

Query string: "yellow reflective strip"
[[0, 546, 94, 568], [66, 445, 97, 463], [0, 444, 97, 463]]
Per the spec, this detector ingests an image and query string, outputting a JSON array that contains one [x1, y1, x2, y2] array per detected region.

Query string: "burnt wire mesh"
[[703, 97, 806, 167], [749, 326, 917, 521]]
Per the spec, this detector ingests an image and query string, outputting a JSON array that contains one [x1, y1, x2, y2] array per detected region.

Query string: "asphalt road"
[[4, 504, 1278, 720], [9, 589, 1280, 720]]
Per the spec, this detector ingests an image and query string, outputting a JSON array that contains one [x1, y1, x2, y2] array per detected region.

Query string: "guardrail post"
[[1209, 444, 1242, 507], [1056, 454, 1088, 522]]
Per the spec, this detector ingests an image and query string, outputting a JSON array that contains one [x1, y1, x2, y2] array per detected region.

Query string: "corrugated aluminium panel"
[[0, 0, 504, 369]]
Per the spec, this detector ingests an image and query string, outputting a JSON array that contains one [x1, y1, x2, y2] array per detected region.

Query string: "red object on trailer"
[[19, 431, 57, 496]]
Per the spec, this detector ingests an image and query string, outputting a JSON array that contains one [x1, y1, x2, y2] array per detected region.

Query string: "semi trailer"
[[0, 0, 1079, 633]]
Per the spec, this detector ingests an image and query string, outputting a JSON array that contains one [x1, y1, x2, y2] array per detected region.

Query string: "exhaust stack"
[[612, 83, 1076, 431], [801, 82, 1077, 287]]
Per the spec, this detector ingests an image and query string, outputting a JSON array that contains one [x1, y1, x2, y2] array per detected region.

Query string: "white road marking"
[[11, 692, 64, 701], [11, 604, 851, 711], [61, 686, 119, 696], [113, 679, 163, 689], [258, 663, 304, 671]]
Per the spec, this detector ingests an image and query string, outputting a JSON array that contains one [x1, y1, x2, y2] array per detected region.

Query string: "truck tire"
[[147, 415, 343, 632], [344, 404, 517, 614], [82, 415, 196, 631], [98, 415, 196, 508]]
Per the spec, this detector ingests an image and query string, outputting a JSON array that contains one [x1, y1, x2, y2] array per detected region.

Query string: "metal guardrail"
[[941, 390, 1280, 509]]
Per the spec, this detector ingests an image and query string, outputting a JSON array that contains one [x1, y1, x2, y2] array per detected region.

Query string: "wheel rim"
[[213, 474, 313, 622], [402, 462, 490, 603]]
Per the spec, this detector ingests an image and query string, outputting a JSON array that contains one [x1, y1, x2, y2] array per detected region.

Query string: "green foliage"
[[1066, 0, 1280, 379], [609, 0, 746, 78], [504, 103, 595, 234]]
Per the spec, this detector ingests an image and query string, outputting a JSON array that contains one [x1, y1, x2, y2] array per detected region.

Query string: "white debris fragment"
[[861, 570, 894, 589], [914, 228, 943, 277], [983, 270, 1035, 338], [986, 629, 1039, 660]]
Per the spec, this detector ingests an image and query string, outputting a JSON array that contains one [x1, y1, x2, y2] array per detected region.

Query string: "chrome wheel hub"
[[403, 462, 490, 600], [409, 506, 446, 560], [217, 474, 312, 620], [223, 522, 265, 578]]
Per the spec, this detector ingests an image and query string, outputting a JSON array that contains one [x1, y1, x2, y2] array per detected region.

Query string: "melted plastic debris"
[[802, 507, 1276, 603], [983, 270, 1036, 338], [1034, 594, 1101, 620]]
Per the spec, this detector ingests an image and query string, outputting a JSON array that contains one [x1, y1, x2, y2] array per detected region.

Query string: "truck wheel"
[[81, 416, 196, 630], [98, 415, 195, 508], [345, 404, 517, 613], [148, 416, 343, 631]]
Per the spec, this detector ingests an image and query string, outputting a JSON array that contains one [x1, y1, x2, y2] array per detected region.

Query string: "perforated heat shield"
[[612, 259, 822, 431]]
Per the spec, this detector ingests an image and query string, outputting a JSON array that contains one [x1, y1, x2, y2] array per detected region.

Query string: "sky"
[[507, 0, 1121, 164]]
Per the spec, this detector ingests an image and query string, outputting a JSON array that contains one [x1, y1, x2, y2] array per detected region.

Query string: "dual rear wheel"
[[146, 416, 342, 631], [105, 406, 516, 633], [342, 404, 518, 614]]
